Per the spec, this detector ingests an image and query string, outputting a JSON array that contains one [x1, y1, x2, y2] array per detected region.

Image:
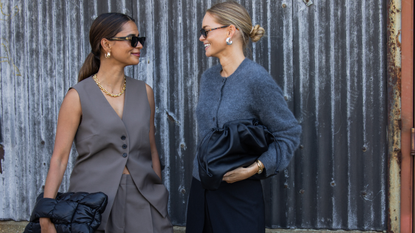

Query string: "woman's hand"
[[222, 162, 259, 183], [40, 218, 57, 233]]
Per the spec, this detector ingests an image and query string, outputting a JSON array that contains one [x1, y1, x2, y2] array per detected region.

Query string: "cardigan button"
[[121, 135, 126, 140], [122, 153, 127, 158], [122, 144, 127, 149]]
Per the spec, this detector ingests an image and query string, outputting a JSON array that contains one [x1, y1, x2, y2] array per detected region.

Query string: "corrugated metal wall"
[[0, 0, 387, 231]]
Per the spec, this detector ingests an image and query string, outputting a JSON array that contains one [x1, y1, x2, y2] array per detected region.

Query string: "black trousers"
[[186, 177, 265, 233]]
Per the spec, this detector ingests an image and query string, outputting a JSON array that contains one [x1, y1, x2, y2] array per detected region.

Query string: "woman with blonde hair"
[[186, 2, 301, 232]]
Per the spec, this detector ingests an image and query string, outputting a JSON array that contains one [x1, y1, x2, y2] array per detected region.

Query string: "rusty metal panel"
[[0, 0, 388, 231], [386, 0, 402, 232], [400, 0, 414, 231]]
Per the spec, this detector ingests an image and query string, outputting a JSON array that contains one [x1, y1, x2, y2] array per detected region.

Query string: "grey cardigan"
[[193, 58, 302, 180]]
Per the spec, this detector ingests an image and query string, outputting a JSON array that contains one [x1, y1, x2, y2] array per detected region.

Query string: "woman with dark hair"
[[186, 2, 301, 233], [40, 13, 173, 233]]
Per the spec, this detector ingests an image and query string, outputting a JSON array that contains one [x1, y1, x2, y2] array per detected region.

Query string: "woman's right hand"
[[40, 217, 57, 233]]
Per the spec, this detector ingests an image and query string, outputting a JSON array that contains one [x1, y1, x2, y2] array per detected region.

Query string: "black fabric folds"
[[23, 192, 108, 233], [197, 118, 275, 190]]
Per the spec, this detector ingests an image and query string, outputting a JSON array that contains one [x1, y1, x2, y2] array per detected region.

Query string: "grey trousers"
[[96, 174, 173, 233]]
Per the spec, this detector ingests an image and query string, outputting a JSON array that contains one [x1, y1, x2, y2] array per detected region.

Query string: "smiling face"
[[199, 13, 229, 58], [106, 21, 143, 66]]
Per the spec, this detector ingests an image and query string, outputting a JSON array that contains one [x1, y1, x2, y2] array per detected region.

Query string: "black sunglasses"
[[200, 25, 230, 38], [107, 36, 146, 47]]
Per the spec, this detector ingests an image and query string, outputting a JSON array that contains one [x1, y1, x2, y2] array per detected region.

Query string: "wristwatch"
[[256, 160, 264, 174]]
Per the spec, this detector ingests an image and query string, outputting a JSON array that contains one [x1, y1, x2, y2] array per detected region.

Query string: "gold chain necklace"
[[93, 74, 126, 97]]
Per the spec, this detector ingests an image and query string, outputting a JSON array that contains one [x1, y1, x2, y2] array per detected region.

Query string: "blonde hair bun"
[[250, 24, 265, 42]]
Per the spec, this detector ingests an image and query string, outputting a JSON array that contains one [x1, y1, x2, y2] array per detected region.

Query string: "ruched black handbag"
[[197, 118, 276, 190], [23, 192, 108, 233]]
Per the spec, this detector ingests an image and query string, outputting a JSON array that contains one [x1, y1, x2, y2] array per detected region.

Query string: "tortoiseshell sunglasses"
[[200, 25, 230, 38], [107, 36, 146, 47]]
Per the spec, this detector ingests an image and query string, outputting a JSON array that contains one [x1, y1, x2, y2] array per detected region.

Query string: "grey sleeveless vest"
[[68, 77, 168, 229]]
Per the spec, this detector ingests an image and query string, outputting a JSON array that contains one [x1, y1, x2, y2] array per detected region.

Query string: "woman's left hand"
[[222, 162, 258, 183]]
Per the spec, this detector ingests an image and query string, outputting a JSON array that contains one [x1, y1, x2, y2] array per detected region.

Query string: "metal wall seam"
[[386, 0, 402, 232]]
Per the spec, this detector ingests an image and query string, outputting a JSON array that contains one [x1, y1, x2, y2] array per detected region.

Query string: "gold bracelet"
[[256, 160, 263, 174]]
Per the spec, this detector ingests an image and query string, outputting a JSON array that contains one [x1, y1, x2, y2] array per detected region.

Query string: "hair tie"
[[91, 51, 100, 60], [250, 27, 254, 34]]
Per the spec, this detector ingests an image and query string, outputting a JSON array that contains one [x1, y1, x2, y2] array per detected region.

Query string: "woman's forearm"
[[43, 156, 68, 199]]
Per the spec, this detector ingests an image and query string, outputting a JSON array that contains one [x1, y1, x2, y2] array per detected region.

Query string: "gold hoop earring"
[[105, 52, 111, 58]]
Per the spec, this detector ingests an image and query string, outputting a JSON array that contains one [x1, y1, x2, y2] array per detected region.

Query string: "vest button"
[[122, 153, 127, 158], [121, 135, 126, 140], [122, 144, 127, 149]]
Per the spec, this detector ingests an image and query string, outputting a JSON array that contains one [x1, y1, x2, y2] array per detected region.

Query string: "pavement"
[[0, 221, 385, 232], [0, 221, 186, 233]]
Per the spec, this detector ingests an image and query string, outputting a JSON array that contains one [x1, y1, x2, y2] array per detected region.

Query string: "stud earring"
[[226, 37, 233, 45], [105, 52, 111, 58]]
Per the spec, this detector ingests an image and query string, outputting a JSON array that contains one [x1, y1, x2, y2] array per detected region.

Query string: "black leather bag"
[[24, 192, 108, 233], [197, 118, 275, 190]]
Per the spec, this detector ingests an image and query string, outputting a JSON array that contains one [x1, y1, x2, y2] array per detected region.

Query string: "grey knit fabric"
[[192, 58, 302, 180]]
